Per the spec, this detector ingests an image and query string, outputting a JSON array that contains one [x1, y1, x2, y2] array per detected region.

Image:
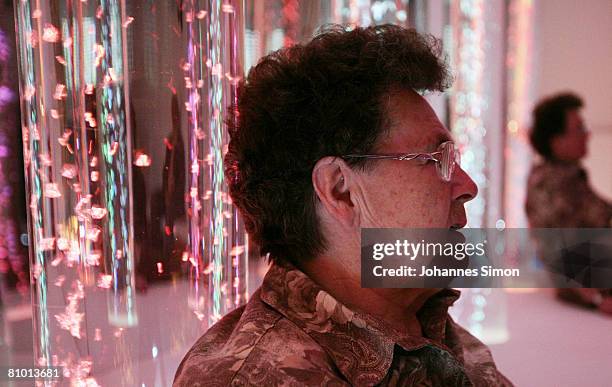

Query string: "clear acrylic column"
[[14, 0, 248, 385], [182, 0, 248, 327], [15, 0, 136, 382]]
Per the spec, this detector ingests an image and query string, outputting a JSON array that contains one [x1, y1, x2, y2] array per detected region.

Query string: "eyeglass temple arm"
[[342, 151, 442, 161]]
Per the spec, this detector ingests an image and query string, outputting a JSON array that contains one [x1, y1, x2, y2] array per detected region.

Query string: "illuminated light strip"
[[504, 0, 533, 228], [15, 0, 51, 367], [187, 0, 247, 326], [224, 1, 248, 309], [98, 0, 137, 327], [186, 0, 204, 318], [449, 0, 486, 227], [208, 0, 225, 324]]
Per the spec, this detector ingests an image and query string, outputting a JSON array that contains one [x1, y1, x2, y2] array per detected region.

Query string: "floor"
[[487, 289, 612, 387], [1, 285, 610, 386]]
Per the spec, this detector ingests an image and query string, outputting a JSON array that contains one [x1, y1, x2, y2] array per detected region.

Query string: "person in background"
[[526, 92, 612, 315]]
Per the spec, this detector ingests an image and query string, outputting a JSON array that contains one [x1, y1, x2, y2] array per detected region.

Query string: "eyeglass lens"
[[438, 142, 457, 182]]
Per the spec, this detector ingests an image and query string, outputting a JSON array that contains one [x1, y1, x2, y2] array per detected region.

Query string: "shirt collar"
[[260, 260, 461, 386]]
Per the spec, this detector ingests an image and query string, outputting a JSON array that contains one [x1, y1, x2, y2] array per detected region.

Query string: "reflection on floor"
[[0, 287, 609, 386], [0, 289, 33, 387], [487, 289, 612, 387]]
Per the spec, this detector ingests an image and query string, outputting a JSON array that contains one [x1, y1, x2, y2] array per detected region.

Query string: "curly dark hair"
[[225, 24, 452, 264], [530, 92, 584, 159]]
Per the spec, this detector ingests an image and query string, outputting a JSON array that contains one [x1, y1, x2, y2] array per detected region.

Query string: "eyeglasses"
[[342, 141, 460, 182]]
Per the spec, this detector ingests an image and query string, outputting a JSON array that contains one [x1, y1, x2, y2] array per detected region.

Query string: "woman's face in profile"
[[551, 109, 588, 161]]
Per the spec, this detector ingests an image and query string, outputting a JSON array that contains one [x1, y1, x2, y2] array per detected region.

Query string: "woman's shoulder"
[[528, 160, 585, 187]]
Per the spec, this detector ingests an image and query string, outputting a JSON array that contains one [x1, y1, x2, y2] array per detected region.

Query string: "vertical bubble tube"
[[183, 0, 248, 327], [14, 0, 135, 381], [448, 0, 487, 227]]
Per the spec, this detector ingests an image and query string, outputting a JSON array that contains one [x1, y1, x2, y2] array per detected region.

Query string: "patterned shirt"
[[526, 160, 612, 228], [174, 261, 512, 386]]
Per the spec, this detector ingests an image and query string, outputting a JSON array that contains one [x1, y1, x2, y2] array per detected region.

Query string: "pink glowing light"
[[29, 194, 37, 211], [85, 112, 97, 127], [190, 161, 199, 174], [109, 141, 119, 155], [203, 263, 214, 274], [230, 245, 245, 257], [39, 237, 55, 251], [86, 251, 101, 266], [57, 238, 69, 251], [94, 45, 105, 67], [54, 275, 66, 287], [60, 358, 99, 386], [39, 153, 52, 166], [42, 24, 60, 43], [54, 280, 85, 338], [54, 84, 67, 100], [58, 129, 72, 146], [61, 164, 77, 179], [211, 63, 223, 76], [133, 151, 152, 167], [74, 195, 92, 221], [97, 274, 112, 289], [193, 310, 205, 321], [32, 264, 42, 280], [23, 85, 35, 101], [94, 328, 102, 341], [184, 76, 193, 89], [26, 31, 39, 48], [86, 227, 101, 242], [90, 205, 107, 220], [225, 72, 241, 85], [66, 248, 80, 266], [51, 255, 63, 267], [204, 153, 213, 165], [122, 17, 134, 28], [107, 67, 118, 82], [44, 183, 62, 198]]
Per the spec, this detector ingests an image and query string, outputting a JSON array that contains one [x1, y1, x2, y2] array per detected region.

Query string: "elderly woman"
[[526, 92, 612, 314]]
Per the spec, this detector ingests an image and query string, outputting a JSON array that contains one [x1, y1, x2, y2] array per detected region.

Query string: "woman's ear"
[[312, 156, 356, 228]]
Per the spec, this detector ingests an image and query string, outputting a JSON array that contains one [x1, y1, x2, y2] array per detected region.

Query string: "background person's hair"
[[530, 92, 584, 160], [225, 24, 451, 264]]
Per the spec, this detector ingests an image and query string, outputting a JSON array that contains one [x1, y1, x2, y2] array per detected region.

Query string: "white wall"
[[534, 0, 612, 200]]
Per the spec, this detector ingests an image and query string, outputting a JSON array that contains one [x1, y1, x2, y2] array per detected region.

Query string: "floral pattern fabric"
[[174, 261, 512, 386], [526, 161, 612, 228]]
